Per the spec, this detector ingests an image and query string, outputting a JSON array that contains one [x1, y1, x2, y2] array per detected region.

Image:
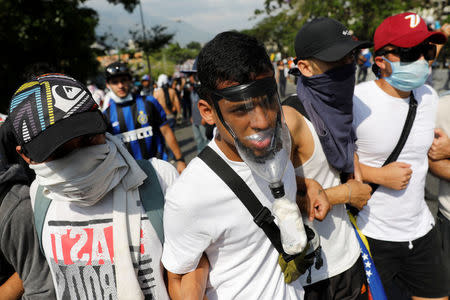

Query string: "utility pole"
[[138, 0, 151, 75]]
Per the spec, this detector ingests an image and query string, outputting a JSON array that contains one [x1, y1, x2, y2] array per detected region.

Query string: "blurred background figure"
[[276, 60, 287, 98], [357, 48, 372, 83], [140, 74, 154, 97]]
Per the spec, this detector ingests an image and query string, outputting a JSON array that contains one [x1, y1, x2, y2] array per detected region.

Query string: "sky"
[[84, 0, 265, 42]]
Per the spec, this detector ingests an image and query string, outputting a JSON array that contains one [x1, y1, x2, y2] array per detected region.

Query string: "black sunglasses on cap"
[[378, 43, 436, 62], [105, 63, 130, 78]]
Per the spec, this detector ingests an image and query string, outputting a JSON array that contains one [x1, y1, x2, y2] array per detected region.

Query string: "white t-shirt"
[[353, 81, 437, 241], [436, 94, 450, 220], [162, 140, 304, 300], [295, 120, 360, 285], [30, 158, 178, 300]]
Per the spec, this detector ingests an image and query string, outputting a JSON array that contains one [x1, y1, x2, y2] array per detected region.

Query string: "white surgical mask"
[[383, 58, 430, 92]]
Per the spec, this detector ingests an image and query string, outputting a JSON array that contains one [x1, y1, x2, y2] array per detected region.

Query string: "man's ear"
[[374, 56, 387, 71], [16, 146, 33, 164], [374, 56, 390, 77], [297, 60, 314, 77], [198, 99, 216, 125]]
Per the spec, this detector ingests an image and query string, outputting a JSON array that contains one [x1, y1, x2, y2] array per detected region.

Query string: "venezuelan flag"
[[348, 212, 388, 300]]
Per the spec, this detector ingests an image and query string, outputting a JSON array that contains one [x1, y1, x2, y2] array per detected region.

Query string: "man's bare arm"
[[429, 158, 450, 182], [428, 128, 450, 161], [160, 124, 186, 173], [167, 254, 209, 300], [324, 179, 372, 210], [170, 89, 181, 115], [296, 177, 331, 221], [0, 273, 24, 300], [359, 161, 412, 190]]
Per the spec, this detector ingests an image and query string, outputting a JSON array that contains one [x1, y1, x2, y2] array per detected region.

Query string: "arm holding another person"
[[166, 254, 210, 300], [428, 128, 450, 182], [359, 161, 412, 190], [428, 128, 450, 161]]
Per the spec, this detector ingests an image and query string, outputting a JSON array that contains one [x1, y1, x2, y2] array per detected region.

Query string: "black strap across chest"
[[198, 146, 296, 262]]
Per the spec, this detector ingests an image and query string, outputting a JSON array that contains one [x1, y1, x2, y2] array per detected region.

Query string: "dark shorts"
[[366, 226, 449, 299], [437, 211, 450, 294], [304, 256, 368, 300]]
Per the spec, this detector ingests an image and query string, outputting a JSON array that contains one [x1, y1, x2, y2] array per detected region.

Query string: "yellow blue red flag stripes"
[[348, 212, 388, 300]]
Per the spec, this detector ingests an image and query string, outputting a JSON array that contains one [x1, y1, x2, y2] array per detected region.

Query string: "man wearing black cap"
[[353, 12, 449, 299], [9, 73, 179, 299], [282, 17, 373, 299]]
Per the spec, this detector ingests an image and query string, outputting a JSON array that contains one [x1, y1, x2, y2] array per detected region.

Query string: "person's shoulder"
[[353, 81, 376, 108], [0, 183, 32, 232], [143, 94, 158, 103], [165, 156, 217, 203], [148, 157, 178, 179], [354, 80, 375, 94], [439, 93, 450, 105], [437, 93, 450, 114], [416, 84, 438, 98], [414, 84, 439, 107]]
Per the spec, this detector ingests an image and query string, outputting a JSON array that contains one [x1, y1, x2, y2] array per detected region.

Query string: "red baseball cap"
[[374, 12, 447, 51]]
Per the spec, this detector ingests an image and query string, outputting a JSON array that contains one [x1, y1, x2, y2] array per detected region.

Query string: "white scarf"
[[107, 90, 133, 104], [31, 133, 146, 300]]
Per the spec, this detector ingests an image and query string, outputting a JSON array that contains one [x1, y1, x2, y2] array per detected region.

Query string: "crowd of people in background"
[[0, 11, 450, 300]]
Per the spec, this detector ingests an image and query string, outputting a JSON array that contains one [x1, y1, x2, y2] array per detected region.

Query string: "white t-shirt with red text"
[[30, 158, 178, 300]]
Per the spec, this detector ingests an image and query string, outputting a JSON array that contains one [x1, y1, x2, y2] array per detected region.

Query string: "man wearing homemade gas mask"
[[353, 12, 449, 299], [282, 17, 373, 299], [162, 31, 328, 299]]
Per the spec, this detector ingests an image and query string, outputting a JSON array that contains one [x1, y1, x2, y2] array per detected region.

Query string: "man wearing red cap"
[[353, 12, 449, 299]]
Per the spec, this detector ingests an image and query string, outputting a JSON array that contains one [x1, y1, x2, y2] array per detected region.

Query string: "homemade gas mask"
[[211, 77, 290, 186], [210, 76, 310, 255]]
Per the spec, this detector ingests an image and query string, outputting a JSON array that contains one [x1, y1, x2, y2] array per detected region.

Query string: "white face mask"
[[109, 90, 133, 103], [30, 140, 128, 206]]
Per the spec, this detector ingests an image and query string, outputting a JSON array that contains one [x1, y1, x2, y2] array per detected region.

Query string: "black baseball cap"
[[295, 17, 373, 62]]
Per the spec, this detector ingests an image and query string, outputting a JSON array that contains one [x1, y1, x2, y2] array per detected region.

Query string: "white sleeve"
[[29, 180, 39, 210], [161, 179, 212, 275], [148, 158, 179, 194]]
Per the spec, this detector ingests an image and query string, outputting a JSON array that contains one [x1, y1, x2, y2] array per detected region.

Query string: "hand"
[[428, 128, 450, 161], [296, 178, 331, 222], [176, 161, 187, 174], [381, 161, 412, 190], [345, 179, 372, 210]]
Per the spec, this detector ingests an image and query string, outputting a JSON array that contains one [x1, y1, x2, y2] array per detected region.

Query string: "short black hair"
[[197, 31, 273, 102]]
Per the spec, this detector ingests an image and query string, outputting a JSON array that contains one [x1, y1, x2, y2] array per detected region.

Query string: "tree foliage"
[[0, 0, 139, 113], [247, 0, 428, 56], [186, 41, 202, 51], [130, 25, 175, 54], [162, 43, 200, 64]]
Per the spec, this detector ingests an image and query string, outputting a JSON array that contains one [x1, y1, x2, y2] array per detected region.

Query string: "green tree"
[[163, 43, 199, 64], [130, 25, 175, 55], [0, 0, 139, 113], [247, 0, 426, 56], [186, 41, 202, 51]]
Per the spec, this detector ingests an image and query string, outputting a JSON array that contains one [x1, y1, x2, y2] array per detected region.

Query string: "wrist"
[[175, 156, 185, 163], [344, 182, 352, 204]]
